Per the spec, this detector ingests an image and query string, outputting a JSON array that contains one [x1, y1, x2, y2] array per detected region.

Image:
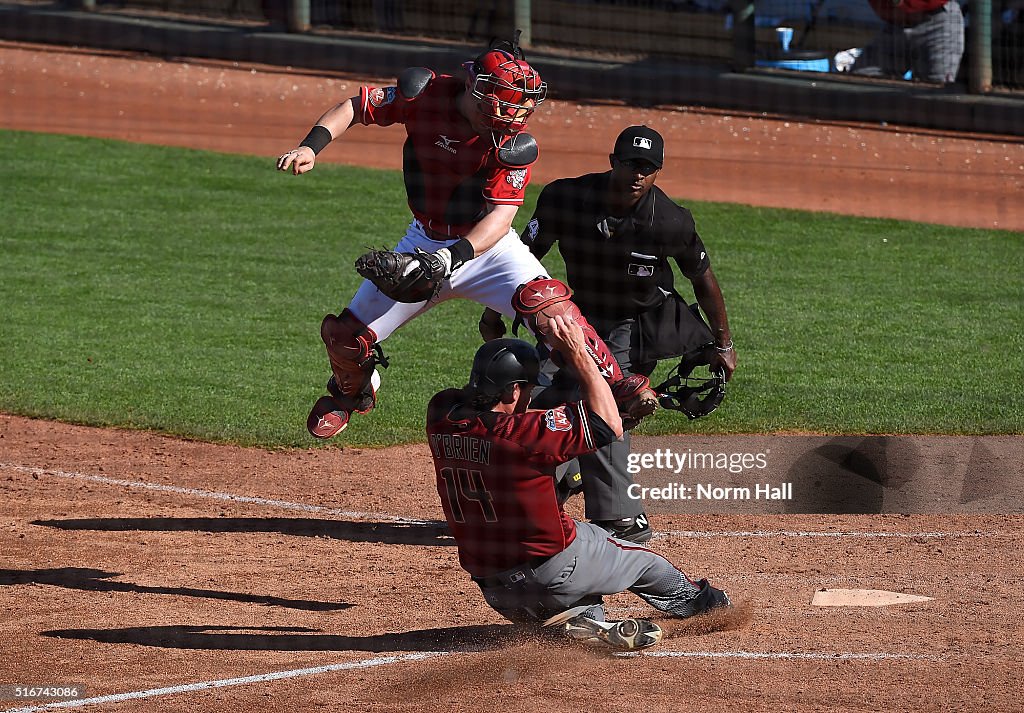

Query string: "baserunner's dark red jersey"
[[426, 389, 616, 577], [358, 76, 533, 234]]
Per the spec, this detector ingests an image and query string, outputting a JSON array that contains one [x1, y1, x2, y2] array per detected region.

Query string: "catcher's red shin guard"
[[308, 309, 386, 439], [511, 278, 623, 385]]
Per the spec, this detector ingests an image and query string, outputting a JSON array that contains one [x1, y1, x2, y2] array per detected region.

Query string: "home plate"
[[811, 589, 934, 607]]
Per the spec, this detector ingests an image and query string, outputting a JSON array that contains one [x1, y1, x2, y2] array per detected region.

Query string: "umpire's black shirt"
[[524, 172, 709, 319]]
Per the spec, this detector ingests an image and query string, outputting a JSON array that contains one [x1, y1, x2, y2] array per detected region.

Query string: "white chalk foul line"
[[0, 463, 431, 525], [654, 529, 992, 539], [0, 647, 935, 713], [637, 650, 936, 661], [0, 652, 447, 713]]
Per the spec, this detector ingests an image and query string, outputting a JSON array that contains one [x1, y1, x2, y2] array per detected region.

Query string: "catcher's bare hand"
[[276, 146, 316, 175]]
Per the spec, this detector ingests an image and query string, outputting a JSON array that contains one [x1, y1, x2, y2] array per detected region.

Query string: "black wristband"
[[299, 125, 332, 155], [447, 238, 475, 270]]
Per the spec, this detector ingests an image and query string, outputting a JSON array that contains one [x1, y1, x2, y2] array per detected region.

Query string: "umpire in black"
[[480, 125, 736, 543]]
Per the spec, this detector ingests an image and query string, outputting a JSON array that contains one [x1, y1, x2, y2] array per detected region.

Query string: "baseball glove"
[[611, 374, 659, 430], [355, 248, 447, 303]]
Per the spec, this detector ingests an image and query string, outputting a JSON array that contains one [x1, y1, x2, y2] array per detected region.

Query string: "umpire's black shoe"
[[593, 513, 653, 544]]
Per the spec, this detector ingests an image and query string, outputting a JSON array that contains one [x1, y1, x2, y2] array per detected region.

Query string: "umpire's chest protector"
[[559, 180, 693, 317]]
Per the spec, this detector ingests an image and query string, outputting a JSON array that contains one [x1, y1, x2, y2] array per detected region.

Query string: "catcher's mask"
[[653, 347, 726, 420], [464, 32, 546, 138], [468, 338, 547, 397]]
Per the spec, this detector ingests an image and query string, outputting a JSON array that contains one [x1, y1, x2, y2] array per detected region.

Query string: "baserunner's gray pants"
[[476, 521, 708, 623]]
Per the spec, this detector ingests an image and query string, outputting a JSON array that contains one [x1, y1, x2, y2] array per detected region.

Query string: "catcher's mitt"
[[611, 374, 658, 430], [355, 248, 447, 303]]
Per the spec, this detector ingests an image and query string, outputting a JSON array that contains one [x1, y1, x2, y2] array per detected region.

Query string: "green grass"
[[2, 129, 1022, 446]]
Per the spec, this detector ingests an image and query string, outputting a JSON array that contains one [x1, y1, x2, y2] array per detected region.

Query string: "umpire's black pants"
[[532, 316, 651, 522]]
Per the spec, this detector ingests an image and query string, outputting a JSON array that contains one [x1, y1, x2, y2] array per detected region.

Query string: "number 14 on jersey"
[[439, 467, 497, 523]]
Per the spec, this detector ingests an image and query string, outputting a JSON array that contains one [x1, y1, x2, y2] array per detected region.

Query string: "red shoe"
[[306, 369, 380, 439], [307, 396, 351, 439]]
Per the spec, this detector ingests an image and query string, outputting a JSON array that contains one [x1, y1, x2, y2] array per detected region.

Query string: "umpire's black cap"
[[612, 125, 664, 168]]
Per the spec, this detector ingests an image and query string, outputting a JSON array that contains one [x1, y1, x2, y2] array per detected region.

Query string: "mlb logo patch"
[[628, 263, 655, 277], [633, 137, 653, 150], [544, 407, 572, 432]]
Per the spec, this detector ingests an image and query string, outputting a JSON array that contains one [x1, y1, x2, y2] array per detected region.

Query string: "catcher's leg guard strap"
[[321, 309, 386, 409], [512, 278, 624, 385]]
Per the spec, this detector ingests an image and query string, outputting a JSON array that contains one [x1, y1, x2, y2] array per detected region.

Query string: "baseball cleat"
[[594, 513, 653, 544], [708, 585, 732, 610], [563, 615, 663, 651], [307, 370, 381, 439], [691, 578, 732, 614], [307, 396, 350, 439]]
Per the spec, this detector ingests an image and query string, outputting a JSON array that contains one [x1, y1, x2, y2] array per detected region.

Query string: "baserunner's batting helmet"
[[468, 338, 543, 397]]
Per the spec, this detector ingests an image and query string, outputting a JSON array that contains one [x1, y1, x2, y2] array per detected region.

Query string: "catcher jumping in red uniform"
[[276, 33, 655, 439], [426, 314, 730, 650]]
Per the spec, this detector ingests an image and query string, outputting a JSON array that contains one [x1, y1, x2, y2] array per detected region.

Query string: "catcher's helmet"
[[465, 33, 546, 135], [653, 346, 727, 420], [468, 338, 544, 397]]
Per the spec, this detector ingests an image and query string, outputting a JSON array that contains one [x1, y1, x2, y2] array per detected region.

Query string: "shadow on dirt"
[[32, 517, 454, 546], [783, 436, 916, 514], [0, 567, 351, 611], [41, 623, 517, 652]]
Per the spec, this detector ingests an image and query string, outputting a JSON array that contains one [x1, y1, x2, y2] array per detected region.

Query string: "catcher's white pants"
[[347, 218, 548, 341]]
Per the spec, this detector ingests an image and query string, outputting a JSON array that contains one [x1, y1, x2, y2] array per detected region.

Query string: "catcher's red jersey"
[[427, 389, 604, 577], [358, 76, 533, 234]]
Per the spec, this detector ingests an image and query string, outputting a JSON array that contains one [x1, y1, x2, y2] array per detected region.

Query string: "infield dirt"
[[2, 416, 1022, 712]]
